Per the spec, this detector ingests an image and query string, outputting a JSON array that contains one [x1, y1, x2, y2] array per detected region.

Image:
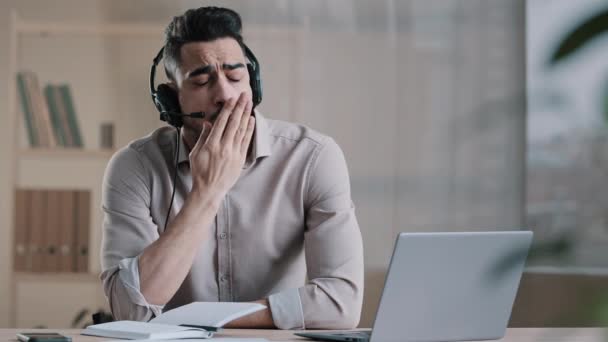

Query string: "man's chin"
[[180, 125, 208, 149]]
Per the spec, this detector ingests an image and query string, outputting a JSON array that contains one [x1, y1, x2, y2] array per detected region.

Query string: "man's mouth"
[[205, 108, 222, 123]]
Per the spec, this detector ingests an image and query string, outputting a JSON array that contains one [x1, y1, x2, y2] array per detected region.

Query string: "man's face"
[[174, 37, 252, 140]]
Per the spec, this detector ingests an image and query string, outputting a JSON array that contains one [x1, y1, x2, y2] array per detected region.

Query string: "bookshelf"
[[6, 9, 166, 328], [19, 148, 114, 159], [13, 272, 101, 283]]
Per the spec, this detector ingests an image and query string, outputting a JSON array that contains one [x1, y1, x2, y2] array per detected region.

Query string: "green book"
[[44, 85, 67, 147], [52, 85, 74, 147], [58, 84, 83, 148], [16, 72, 39, 147]]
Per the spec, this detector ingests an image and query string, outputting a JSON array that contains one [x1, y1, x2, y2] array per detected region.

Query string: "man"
[[101, 6, 363, 330]]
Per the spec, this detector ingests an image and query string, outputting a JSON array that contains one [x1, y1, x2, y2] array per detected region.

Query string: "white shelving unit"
[[6, 10, 167, 328], [18, 148, 116, 159]]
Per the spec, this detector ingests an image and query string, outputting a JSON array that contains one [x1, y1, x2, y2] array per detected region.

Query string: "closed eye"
[[190, 77, 209, 87], [226, 70, 245, 83]]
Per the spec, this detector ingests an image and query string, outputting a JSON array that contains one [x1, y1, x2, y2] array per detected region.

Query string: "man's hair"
[[163, 6, 244, 81]]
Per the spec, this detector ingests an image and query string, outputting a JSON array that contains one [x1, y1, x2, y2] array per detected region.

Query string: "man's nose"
[[213, 76, 236, 110]]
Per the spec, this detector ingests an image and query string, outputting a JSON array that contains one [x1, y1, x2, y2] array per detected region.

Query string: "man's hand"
[[189, 92, 255, 199]]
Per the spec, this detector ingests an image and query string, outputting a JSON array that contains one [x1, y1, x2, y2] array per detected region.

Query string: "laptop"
[[295, 231, 533, 342]]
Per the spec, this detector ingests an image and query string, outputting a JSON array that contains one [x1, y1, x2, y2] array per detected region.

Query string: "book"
[[18, 71, 57, 148], [50, 84, 75, 147], [58, 190, 75, 272], [44, 190, 61, 271], [44, 85, 68, 147], [29, 190, 47, 272], [82, 321, 213, 340], [150, 302, 266, 328], [74, 190, 90, 272], [16, 73, 39, 147], [57, 84, 83, 148], [13, 189, 30, 271]]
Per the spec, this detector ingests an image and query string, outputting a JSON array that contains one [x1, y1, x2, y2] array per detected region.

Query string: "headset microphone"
[[159, 111, 205, 123]]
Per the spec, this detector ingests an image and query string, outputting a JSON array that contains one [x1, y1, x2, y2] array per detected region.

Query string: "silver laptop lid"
[[370, 231, 533, 342]]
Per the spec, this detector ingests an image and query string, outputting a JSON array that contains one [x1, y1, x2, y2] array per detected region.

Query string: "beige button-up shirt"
[[100, 112, 364, 329]]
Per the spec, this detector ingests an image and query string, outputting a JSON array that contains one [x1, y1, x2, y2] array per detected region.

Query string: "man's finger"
[[234, 99, 252, 144], [240, 116, 255, 155], [201, 121, 213, 145], [223, 93, 247, 144], [191, 121, 210, 152], [208, 97, 236, 146]]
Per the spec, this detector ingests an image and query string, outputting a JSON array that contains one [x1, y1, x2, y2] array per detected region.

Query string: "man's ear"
[[167, 81, 178, 92]]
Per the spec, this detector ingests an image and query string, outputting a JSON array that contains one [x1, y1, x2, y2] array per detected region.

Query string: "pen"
[[179, 324, 222, 332]]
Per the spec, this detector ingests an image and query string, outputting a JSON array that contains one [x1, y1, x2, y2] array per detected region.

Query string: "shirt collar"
[[251, 110, 272, 160], [177, 109, 272, 166]]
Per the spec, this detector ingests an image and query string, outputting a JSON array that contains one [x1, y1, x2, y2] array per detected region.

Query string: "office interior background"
[[0, 0, 607, 329]]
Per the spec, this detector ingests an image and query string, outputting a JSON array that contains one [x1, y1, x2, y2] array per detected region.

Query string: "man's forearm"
[[224, 299, 276, 329], [139, 188, 221, 306]]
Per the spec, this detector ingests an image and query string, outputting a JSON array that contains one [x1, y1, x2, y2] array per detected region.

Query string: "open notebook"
[[81, 321, 213, 340], [150, 302, 266, 327], [83, 302, 266, 340]]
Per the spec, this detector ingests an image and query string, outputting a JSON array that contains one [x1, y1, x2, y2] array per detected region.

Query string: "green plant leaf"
[[488, 235, 574, 281], [550, 8, 608, 65], [588, 293, 608, 326]]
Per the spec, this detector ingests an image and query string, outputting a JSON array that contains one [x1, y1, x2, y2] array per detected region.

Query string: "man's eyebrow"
[[223, 63, 245, 70], [187, 65, 213, 78], [186, 63, 245, 78]]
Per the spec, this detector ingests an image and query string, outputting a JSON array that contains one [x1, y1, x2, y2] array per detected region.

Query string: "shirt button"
[[219, 232, 227, 239], [220, 275, 229, 282]]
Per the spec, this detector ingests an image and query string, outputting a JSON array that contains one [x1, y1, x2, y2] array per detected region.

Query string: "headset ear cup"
[[156, 84, 182, 127], [248, 64, 262, 107]]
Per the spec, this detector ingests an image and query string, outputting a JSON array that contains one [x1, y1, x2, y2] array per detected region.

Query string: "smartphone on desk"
[[16, 332, 71, 342]]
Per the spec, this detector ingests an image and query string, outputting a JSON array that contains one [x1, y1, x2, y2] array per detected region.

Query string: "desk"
[[0, 328, 605, 342]]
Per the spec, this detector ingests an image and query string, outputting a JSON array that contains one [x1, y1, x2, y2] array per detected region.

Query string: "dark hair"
[[163, 6, 244, 80]]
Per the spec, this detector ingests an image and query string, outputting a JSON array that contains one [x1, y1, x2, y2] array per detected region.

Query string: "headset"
[[149, 43, 262, 128]]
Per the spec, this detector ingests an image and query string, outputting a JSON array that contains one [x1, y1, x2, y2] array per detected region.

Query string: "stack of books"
[[17, 71, 84, 148], [13, 188, 90, 273]]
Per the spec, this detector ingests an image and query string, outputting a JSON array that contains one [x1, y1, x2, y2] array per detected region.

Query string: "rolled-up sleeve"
[[268, 137, 364, 329], [100, 147, 164, 321]]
